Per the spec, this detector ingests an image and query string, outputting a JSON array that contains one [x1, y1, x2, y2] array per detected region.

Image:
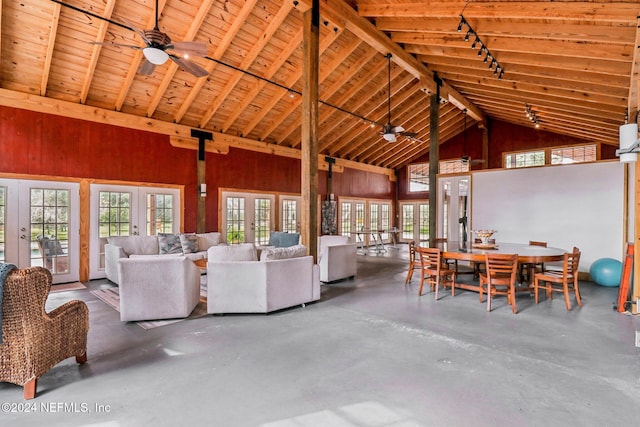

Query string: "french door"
[[279, 195, 301, 233], [437, 175, 471, 245], [399, 201, 429, 244], [222, 191, 275, 245], [0, 178, 79, 284], [89, 184, 181, 280]]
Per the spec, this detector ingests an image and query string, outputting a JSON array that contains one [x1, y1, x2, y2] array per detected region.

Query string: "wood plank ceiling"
[[1, 0, 638, 170]]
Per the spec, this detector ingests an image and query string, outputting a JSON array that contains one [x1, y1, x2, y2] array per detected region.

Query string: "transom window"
[[408, 159, 470, 192], [505, 144, 597, 169]]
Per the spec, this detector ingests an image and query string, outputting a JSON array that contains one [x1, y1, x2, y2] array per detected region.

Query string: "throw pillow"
[[260, 244, 307, 261], [267, 232, 281, 247], [278, 232, 300, 248], [197, 232, 221, 249], [179, 233, 199, 254], [158, 233, 183, 255]]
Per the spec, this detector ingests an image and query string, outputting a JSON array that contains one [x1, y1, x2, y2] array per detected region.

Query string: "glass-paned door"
[[339, 199, 367, 244], [280, 195, 301, 234], [4, 179, 81, 284], [222, 191, 275, 245], [437, 175, 471, 245], [399, 201, 429, 243], [89, 184, 180, 280], [368, 201, 392, 242]]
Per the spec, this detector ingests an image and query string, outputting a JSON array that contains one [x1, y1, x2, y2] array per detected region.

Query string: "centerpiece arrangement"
[[472, 229, 497, 248]]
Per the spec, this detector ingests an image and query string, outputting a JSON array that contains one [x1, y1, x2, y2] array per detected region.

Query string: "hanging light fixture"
[[525, 103, 541, 128], [457, 14, 504, 80]]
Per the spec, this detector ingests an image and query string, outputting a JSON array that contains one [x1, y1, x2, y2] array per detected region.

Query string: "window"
[[147, 193, 174, 235], [505, 144, 597, 168], [551, 145, 596, 164], [408, 163, 429, 192], [99, 191, 131, 238], [281, 199, 297, 233], [340, 202, 352, 237], [440, 159, 470, 174], [504, 151, 545, 168], [254, 198, 271, 246], [408, 160, 470, 192], [226, 197, 245, 244]]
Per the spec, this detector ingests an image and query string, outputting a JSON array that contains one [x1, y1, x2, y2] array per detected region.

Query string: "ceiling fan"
[[54, 0, 209, 78], [381, 54, 417, 143]]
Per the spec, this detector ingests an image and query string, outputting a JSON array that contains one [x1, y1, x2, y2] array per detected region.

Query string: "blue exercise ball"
[[589, 258, 622, 287]]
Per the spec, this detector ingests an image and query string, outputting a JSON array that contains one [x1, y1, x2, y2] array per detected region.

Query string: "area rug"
[[90, 277, 208, 330], [50, 281, 87, 293]]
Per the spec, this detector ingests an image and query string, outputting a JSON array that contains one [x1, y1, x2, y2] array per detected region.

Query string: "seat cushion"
[[207, 243, 257, 261]]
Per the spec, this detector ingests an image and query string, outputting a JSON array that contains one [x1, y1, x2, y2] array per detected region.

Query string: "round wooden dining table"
[[427, 241, 567, 264]]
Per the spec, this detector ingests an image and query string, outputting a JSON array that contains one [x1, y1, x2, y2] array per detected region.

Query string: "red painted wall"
[[0, 106, 395, 231]]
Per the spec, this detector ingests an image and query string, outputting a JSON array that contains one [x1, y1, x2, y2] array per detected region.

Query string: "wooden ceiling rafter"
[[172, 0, 261, 125], [256, 26, 344, 142], [41, 1, 60, 96], [337, 70, 419, 159], [276, 36, 363, 144], [197, 0, 295, 129], [324, 66, 409, 156]]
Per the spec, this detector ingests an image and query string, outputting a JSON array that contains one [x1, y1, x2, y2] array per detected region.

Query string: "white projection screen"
[[470, 161, 625, 272]]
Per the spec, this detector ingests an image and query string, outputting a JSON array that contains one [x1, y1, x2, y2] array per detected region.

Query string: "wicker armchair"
[[1, 267, 89, 399]]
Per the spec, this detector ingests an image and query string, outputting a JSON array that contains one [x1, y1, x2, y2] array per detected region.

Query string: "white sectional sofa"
[[105, 232, 222, 285], [318, 235, 357, 283], [118, 256, 201, 322], [206, 243, 320, 314]]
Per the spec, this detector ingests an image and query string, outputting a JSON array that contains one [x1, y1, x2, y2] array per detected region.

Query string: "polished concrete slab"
[[1, 245, 639, 427]]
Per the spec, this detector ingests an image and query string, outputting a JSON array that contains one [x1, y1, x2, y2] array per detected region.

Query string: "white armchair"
[[318, 235, 357, 283], [117, 256, 201, 322]]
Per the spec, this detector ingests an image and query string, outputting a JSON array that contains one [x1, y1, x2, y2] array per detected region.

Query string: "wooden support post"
[[428, 77, 441, 247], [301, 0, 320, 262], [191, 129, 213, 233]]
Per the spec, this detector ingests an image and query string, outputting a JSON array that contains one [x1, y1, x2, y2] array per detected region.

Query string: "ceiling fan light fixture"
[[143, 47, 169, 65], [383, 133, 396, 143]]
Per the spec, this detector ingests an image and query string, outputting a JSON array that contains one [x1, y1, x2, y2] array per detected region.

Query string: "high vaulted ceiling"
[[1, 0, 638, 171]]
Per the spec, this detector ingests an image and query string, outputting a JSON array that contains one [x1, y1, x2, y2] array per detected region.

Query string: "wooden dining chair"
[[415, 246, 456, 300], [520, 240, 547, 283], [533, 247, 582, 310], [479, 253, 519, 313], [404, 241, 420, 284]]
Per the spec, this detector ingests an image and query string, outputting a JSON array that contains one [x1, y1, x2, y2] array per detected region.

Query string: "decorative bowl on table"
[[472, 229, 497, 245]]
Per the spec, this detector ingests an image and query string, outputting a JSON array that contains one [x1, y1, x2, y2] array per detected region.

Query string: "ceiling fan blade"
[[399, 131, 417, 138], [139, 60, 156, 75], [117, 17, 152, 45], [170, 56, 209, 78], [168, 41, 208, 56]]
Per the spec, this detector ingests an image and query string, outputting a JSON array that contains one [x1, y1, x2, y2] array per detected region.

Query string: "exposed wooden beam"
[[299, 0, 486, 123], [41, 1, 61, 96], [80, 0, 117, 104]]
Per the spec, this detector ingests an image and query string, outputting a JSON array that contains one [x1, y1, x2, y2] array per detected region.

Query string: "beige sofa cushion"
[[260, 244, 307, 261], [107, 235, 158, 256], [207, 243, 257, 262]]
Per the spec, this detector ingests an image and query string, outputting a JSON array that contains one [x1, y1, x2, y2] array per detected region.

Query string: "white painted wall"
[[470, 161, 625, 272]]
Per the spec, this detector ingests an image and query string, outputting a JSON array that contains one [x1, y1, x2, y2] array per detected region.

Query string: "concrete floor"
[[2, 245, 639, 427]]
